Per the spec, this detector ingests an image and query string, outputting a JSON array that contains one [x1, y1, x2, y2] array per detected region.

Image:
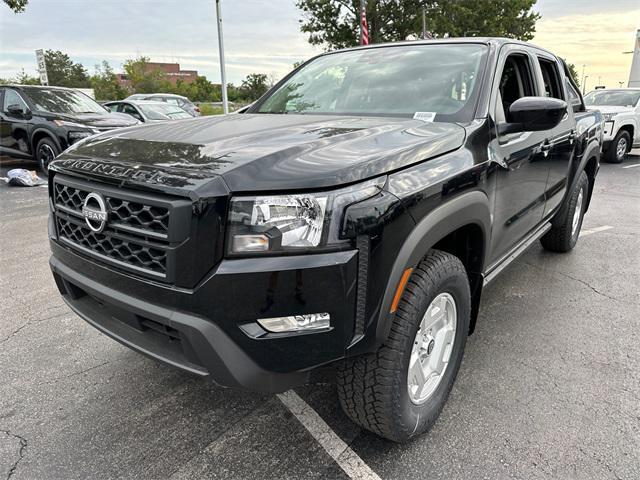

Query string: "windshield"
[[23, 87, 107, 114], [139, 103, 191, 120], [255, 44, 487, 122], [584, 90, 640, 107]]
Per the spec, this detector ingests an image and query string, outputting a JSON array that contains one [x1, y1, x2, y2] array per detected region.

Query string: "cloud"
[[533, 10, 640, 88]]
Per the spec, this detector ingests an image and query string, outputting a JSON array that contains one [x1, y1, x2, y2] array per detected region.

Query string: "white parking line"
[[622, 163, 640, 169], [580, 225, 613, 237], [277, 390, 381, 480]]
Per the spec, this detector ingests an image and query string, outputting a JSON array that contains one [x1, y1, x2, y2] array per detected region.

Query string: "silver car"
[[104, 100, 192, 123], [125, 93, 200, 116]]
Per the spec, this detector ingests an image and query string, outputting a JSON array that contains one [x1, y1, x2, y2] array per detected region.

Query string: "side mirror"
[[498, 96, 567, 135], [7, 104, 27, 115], [104, 105, 112, 112]]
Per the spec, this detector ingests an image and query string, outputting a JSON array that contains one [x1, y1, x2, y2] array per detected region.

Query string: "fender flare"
[[553, 138, 600, 226], [375, 190, 492, 343], [31, 127, 63, 154]]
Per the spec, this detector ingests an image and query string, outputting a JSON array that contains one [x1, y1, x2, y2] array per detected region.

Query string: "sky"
[[0, 0, 638, 90]]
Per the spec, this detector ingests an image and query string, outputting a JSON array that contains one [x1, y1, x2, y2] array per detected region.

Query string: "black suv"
[[0, 85, 138, 174], [47, 39, 602, 442]]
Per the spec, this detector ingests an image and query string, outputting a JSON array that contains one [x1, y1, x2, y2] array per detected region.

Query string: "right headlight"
[[227, 177, 385, 255], [602, 113, 615, 122]]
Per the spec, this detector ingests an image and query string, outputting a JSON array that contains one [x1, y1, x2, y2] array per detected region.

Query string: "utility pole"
[[215, 0, 229, 114], [422, 7, 427, 39], [582, 75, 589, 94], [581, 64, 587, 93]]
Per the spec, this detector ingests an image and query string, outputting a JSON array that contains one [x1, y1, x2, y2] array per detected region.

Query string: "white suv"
[[584, 88, 640, 163]]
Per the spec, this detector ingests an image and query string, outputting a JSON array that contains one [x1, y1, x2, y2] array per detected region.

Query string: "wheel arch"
[[31, 127, 63, 155], [617, 123, 635, 151], [375, 191, 491, 343]]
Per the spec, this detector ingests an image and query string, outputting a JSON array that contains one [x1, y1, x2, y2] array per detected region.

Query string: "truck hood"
[[590, 105, 634, 115], [51, 113, 465, 198], [42, 111, 140, 129]]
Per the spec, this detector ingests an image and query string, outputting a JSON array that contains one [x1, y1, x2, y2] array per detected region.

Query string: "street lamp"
[[582, 75, 589, 94], [215, 0, 229, 114]]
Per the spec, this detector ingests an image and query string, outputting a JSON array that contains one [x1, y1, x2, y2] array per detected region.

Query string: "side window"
[[121, 104, 143, 120], [497, 54, 536, 123], [538, 58, 563, 99], [2, 89, 29, 112], [565, 79, 582, 112]]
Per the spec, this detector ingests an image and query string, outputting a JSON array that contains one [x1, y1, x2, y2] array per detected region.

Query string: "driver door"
[[488, 47, 551, 264], [0, 88, 32, 158]]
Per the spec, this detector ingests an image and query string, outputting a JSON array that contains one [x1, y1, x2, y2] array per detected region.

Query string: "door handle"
[[540, 140, 552, 157]]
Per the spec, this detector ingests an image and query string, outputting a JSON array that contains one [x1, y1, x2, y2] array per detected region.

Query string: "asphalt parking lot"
[[1, 153, 639, 480]]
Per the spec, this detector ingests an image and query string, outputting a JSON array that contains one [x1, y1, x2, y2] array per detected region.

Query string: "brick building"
[[116, 62, 199, 88]]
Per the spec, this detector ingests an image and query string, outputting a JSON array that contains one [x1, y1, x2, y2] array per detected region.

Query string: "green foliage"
[[240, 73, 269, 101], [90, 61, 127, 101], [123, 57, 172, 94], [44, 50, 91, 88], [296, 0, 540, 50], [563, 59, 580, 87], [3, 0, 28, 12], [198, 104, 225, 116], [1, 68, 41, 85]]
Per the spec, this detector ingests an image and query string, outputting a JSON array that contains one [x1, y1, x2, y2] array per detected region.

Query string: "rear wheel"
[[604, 130, 630, 163], [540, 171, 589, 253], [36, 137, 59, 177], [337, 250, 470, 442]]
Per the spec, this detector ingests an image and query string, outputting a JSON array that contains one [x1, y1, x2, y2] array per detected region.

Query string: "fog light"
[[257, 313, 330, 333]]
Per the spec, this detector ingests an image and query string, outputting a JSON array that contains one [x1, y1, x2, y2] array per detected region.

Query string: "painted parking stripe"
[[277, 390, 381, 480], [580, 225, 613, 237], [622, 163, 640, 169]]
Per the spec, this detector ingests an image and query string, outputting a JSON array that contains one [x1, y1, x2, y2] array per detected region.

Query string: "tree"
[[14, 68, 40, 85], [240, 73, 269, 101], [297, 0, 540, 50], [90, 61, 127, 101], [122, 56, 172, 94], [563, 59, 580, 87], [3, 0, 28, 12], [44, 50, 91, 88]]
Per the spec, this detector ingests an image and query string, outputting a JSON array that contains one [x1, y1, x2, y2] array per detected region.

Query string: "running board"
[[483, 222, 552, 286]]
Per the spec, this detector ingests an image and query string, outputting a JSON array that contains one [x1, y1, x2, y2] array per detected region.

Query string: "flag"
[[360, 3, 369, 45]]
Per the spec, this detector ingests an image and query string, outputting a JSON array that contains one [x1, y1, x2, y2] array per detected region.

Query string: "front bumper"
[[50, 240, 358, 393]]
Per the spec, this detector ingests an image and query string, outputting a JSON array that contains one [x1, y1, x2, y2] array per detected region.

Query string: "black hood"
[[51, 114, 465, 198], [45, 111, 139, 128]]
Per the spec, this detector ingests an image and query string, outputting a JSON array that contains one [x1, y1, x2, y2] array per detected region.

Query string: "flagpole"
[[360, 0, 365, 45], [215, 0, 229, 114]]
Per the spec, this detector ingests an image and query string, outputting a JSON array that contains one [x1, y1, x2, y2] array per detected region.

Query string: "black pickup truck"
[[47, 38, 602, 442]]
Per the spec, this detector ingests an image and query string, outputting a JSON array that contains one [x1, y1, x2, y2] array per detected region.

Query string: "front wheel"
[[604, 130, 630, 164], [540, 171, 589, 253], [36, 137, 59, 177], [337, 250, 470, 442]]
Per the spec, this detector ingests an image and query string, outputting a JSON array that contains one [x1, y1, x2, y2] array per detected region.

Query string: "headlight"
[[227, 177, 385, 255], [68, 130, 95, 143], [602, 113, 615, 122]]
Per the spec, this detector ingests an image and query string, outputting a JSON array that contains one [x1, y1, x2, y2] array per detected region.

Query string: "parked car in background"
[[584, 88, 640, 163], [125, 93, 200, 116], [0, 85, 138, 174], [104, 100, 193, 123]]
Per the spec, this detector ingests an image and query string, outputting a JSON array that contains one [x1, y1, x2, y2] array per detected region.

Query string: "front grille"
[[54, 183, 170, 237], [56, 216, 167, 276], [52, 174, 194, 282]]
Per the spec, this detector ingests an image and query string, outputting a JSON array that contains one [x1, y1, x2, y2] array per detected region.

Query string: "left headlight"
[[227, 177, 385, 255], [602, 113, 615, 122], [68, 130, 95, 144]]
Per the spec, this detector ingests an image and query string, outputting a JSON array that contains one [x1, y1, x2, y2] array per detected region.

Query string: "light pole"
[[582, 75, 589, 94], [215, 0, 229, 114]]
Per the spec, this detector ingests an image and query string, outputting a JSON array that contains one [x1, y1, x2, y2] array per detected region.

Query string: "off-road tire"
[[337, 250, 470, 442], [540, 171, 589, 253], [604, 130, 630, 164], [36, 137, 59, 177]]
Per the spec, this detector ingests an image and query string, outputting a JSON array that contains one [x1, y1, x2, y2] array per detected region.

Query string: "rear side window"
[[538, 58, 563, 100], [565, 79, 582, 112]]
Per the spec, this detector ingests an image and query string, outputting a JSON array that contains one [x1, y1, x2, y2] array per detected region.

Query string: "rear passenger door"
[[488, 46, 551, 264], [535, 55, 576, 216]]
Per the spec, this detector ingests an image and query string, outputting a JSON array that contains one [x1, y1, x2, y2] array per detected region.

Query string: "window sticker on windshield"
[[413, 112, 436, 122]]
